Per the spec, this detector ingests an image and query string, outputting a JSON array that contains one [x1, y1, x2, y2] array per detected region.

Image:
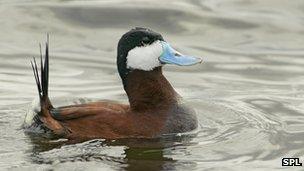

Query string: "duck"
[[23, 27, 202, 141]]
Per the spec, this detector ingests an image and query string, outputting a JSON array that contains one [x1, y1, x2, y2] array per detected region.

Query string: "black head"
[[117, 27, 164, 88]]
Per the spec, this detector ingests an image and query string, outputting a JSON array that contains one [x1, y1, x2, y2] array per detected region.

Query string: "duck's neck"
[[124, 67, 178, 112]]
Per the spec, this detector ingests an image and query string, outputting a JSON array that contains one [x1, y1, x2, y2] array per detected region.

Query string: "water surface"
[[0, 0, 304, 170]]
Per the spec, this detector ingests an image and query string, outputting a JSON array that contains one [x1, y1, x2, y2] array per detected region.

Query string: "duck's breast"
[[162, 103, 198, 134]]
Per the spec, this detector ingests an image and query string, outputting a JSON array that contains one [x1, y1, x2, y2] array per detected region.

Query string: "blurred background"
[[0, 0, 304, 170]]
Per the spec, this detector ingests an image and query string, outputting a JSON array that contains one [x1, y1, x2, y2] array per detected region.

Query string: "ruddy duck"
[[24, 27, 202, 140]]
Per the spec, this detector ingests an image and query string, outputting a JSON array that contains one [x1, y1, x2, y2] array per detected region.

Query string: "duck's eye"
[[142, 37, 150, 45]]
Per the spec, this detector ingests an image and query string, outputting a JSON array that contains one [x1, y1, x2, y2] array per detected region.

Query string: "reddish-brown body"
[[39, 67, 197, 140], [56, 102, 167, 140]]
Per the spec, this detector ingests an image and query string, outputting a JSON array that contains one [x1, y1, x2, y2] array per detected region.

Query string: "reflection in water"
[[27, 136, 198, 171], [124, 148, 175, 171], [0, 0, 304, 170]]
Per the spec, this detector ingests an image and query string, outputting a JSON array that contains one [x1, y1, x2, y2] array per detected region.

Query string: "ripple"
[[1, 0, 304, 170]]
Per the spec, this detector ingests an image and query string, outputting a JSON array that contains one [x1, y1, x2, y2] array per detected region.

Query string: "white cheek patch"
[[126, 40, 163, 71]]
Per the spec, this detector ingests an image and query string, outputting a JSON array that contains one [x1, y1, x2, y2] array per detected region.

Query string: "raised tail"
[[30, 35, 53, 113], [29, 35, 67, 136]]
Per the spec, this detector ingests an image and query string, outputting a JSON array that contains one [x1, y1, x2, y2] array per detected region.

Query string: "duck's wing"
[[50, 103, 129, 121], [50, 106, 106, 121]]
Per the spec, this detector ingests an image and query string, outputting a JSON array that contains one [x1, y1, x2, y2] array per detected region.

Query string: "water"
[[0, 0, 304, 170]]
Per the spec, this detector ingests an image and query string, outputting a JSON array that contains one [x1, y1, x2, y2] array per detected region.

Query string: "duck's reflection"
[[124, 147, 175, 171], [27, 134, 196, 171]]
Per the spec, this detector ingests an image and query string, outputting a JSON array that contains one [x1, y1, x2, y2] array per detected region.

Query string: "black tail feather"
[[30, 58, 42, 100], [43, 35, 49, 98], [31, 35, 51, 105]]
